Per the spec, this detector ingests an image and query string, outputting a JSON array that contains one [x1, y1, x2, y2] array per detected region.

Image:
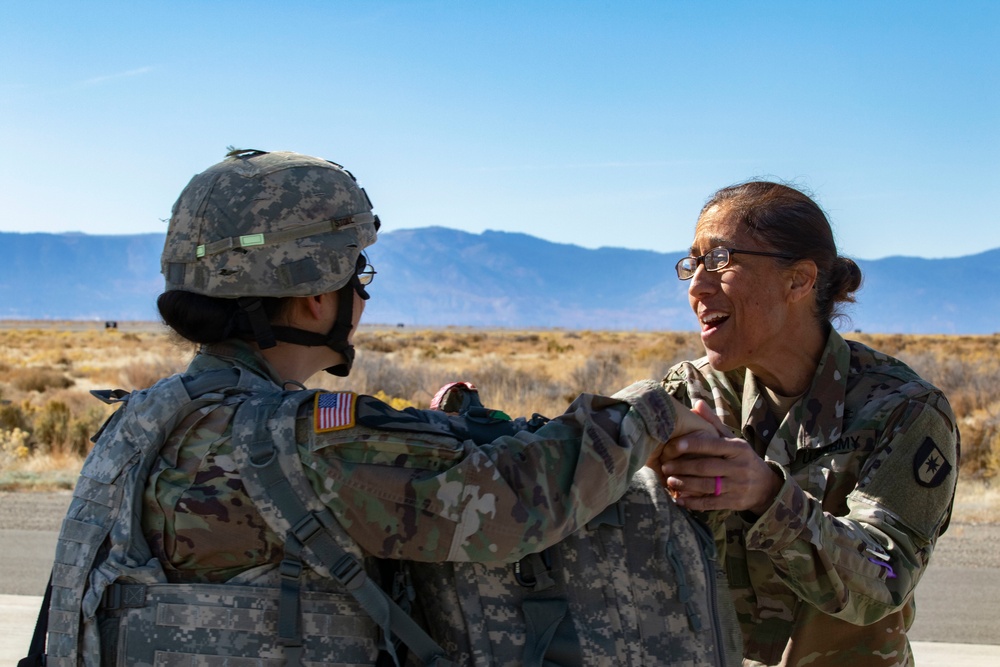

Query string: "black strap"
[[267, 284, 358, 377], [237, 297, 277, 349], [513, 550, 582, 667], [323, 284, 359, 376], [18, 572, 52, 667]]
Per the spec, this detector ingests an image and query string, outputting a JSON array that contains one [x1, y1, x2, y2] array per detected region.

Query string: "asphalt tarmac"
[[2, 501, 999, 665]]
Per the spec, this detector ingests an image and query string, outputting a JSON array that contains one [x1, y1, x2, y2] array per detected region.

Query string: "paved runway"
[[3, 519, 999, 664], [4, 592, 999, 666]]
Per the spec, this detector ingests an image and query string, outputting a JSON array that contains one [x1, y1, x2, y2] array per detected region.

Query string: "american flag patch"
[[314, 392, 356, 432]]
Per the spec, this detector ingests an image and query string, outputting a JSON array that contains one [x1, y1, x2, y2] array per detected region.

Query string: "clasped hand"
[[653, 400, 781, 516]]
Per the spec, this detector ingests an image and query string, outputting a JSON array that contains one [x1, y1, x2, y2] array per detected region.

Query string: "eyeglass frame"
[[355, 252, 377, 286], [675, 246, 796, 280]]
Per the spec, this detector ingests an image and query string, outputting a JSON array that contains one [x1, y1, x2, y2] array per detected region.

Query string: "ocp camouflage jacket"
[[663, 329, 959, 667], [144, 339, 681, 577]]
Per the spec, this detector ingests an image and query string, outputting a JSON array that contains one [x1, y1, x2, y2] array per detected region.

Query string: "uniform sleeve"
[[661, 363, 738, 542], [299, 379, 677, 563], [743, 393, 959, 624]]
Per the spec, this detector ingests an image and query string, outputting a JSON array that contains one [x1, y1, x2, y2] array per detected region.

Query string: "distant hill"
[[0, 232, 164, 321], [0, 229, 996, 334]]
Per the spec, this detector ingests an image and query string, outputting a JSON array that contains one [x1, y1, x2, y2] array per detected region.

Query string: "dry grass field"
[[1, 321, 997, 521]]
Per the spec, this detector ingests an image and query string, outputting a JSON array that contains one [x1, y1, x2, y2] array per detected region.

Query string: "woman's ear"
[[304, 293, 326, 320], [788, 259, 818, 302], [289, 293, 336, 326]]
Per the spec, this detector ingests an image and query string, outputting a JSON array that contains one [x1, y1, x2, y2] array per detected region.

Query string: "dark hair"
[[157, 290, 292, 345], [700, 180, 863, 325]]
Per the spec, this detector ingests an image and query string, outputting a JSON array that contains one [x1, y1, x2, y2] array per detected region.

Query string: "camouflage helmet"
[[161, 149, 379, 298]]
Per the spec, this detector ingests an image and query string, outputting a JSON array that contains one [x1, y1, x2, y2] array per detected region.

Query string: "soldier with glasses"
[[658, 180, 959, 667]]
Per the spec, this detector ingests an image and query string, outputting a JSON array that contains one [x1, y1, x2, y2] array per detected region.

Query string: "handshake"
[[428, 381, 782, 516], [656, 396, 783, 516]]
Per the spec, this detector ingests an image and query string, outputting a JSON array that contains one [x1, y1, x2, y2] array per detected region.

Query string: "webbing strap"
[[521, 597, 571, 667], [238, 298, 277, 349], [196, 213, 375, 257], [278, 541, 304, 656], [234, 395, 453, 667], [512, 548, 582, 667]]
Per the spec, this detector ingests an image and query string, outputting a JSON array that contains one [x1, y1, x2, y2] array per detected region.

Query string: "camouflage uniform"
[[143, 338, 680, 576], [405, 383, 743, 667], [409, 466, 743, 667], [44, 148, 693, 666], [662, 328, 959, 667]]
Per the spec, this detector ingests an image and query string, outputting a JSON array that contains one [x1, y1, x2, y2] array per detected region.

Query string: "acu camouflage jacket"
[[663, 329, 959, 667]]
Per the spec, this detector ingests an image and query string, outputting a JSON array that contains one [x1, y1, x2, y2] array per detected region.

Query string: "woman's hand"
[[646, 397, 725, 475], [659, 401, 782, 515]]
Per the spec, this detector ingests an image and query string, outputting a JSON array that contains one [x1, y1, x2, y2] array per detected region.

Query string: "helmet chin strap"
[[253, 275, 370, 377]]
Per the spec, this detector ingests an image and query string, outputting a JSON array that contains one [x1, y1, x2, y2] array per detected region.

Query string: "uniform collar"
[[740, 328, 850, 462], [188, 338, 285, 387]]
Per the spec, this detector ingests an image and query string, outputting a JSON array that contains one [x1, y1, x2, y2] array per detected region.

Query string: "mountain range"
[[1, 229, 996, 335]]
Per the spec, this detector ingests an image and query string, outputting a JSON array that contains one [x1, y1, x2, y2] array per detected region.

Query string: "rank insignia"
[[913, 437, 952, 488], [314, 392, 356, 433]]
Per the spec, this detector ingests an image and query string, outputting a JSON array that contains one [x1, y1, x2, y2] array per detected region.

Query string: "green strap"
[[197, 213, 376, 257]]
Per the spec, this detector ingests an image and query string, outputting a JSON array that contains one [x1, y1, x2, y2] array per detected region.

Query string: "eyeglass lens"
[[356, 253, 376, 286], [675, 247, 732, 279]]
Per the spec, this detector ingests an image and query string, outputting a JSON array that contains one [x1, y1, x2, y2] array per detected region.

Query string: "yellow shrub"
[[371, 391, 416, 411]]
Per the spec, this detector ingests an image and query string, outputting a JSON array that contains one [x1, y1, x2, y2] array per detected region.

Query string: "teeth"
[[701, 313, 727, 325]]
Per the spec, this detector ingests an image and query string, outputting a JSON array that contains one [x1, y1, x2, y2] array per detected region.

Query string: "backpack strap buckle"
[[513, 550, 556, 590], [332, 553, 366, 591], [102, 583, 147, 610]]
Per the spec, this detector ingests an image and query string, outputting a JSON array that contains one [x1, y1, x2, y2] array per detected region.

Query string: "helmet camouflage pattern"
[[161, 149, 379, 298]]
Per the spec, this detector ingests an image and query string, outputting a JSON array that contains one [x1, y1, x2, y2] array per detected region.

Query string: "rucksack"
[[409, 383, 743, 667], [42, 368, 256, 667], [28, 368, 452, 667]]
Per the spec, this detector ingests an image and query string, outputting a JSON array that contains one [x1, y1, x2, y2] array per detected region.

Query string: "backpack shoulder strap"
[[230, 392, 453, 667]]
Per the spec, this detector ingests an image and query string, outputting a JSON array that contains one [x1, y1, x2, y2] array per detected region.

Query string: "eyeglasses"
[[675, 246, 795, 280], [355, 253, 377, 286]]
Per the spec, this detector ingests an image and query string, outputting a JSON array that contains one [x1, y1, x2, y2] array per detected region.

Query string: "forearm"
[[746, 471, 932, 624], [303, 380, 678, 563], [475, 380, 678, 555]]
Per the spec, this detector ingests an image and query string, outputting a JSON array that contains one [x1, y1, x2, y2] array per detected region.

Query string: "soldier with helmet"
[[39, 149, 717, 667]]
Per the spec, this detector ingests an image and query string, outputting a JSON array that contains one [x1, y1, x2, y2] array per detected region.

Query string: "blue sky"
[[1, 1, 997, 260]]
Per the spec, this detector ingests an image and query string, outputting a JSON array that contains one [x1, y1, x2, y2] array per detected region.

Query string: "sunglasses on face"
[[675, 246, 796, 280]]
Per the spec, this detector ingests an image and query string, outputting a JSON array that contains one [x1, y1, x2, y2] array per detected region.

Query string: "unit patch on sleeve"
[[913, 436, 953, 488], [314, 392, 356, 433]]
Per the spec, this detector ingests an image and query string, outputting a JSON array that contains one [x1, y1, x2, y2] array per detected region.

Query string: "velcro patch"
[[913, 437, 953, 488], [314, 392, 356, 433]]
